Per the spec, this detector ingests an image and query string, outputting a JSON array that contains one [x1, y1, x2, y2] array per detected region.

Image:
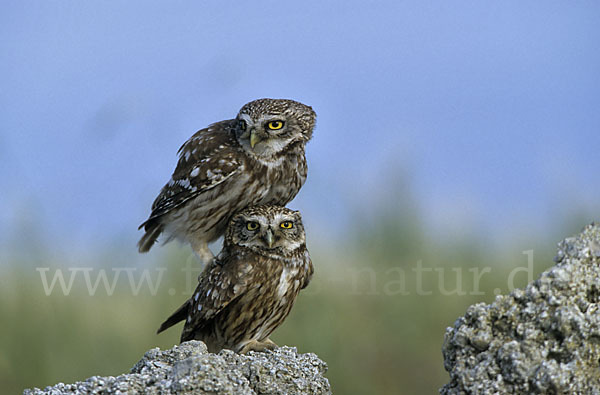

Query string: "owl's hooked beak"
[[250, 130, 260, 148], [250, 130, 268, 149], [263, 229, 274, 248]]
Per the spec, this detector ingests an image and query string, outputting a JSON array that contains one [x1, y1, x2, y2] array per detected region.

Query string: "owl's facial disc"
[[236, 113, 294, 157], [250, 118, 286, 148], [231, 211, 304, 255]]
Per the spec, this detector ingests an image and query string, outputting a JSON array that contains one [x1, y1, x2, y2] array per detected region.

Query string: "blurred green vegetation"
[[0, 211, 588, 394]]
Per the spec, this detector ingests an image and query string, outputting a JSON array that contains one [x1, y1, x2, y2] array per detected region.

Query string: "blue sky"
[[1, 1, 599, 254]]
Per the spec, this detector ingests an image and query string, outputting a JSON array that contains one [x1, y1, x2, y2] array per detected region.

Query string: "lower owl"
[[157, 205, 313, 354]]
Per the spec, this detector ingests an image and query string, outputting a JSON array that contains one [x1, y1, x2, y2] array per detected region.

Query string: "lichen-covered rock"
[[24, 341, 331, 394], [441, 223, 600, 394]]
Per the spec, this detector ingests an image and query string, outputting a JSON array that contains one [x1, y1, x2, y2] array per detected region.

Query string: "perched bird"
[[138, 99, 316, 264], [157, 205, 313, 354]]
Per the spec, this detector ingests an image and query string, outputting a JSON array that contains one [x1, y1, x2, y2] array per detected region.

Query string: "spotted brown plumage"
[[157, 206, 314, 354], [138, 99, 316, 263]]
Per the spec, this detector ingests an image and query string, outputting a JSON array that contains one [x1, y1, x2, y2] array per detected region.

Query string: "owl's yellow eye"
[[267, 120, 284, 130], [280, 221, 293, 229], [239, 120, 247, 131], [246, 222, 259, 231]]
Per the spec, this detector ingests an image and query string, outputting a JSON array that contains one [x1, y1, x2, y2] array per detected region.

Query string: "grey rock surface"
[[441, 223, 600, 394], [24, 341, 331, 394]]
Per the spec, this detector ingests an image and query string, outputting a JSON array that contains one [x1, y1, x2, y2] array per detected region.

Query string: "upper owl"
[[138, 98, 316, 263]]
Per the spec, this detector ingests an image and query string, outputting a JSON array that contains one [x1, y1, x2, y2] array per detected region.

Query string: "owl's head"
[[225, 205, 306, 257], [235, 99, 316, 158]]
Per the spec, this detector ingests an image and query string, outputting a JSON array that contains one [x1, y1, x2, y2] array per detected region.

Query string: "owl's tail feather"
[[137, 221, 163, 253], [157, 300, 190, 334]]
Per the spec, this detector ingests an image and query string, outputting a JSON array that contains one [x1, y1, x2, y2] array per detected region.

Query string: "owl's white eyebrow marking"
[[238, 113, 252, 123], [258, 114, 286, 123]]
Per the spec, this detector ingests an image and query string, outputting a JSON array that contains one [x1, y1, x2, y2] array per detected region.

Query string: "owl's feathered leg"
[[260, 338, 278, 350], [239, 338, 278, 354], [191, 239, 214, 266]]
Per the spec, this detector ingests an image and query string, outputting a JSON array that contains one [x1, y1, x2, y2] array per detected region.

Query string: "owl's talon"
[[239, 338, 279, 354], [261, 338, 278, 350]]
